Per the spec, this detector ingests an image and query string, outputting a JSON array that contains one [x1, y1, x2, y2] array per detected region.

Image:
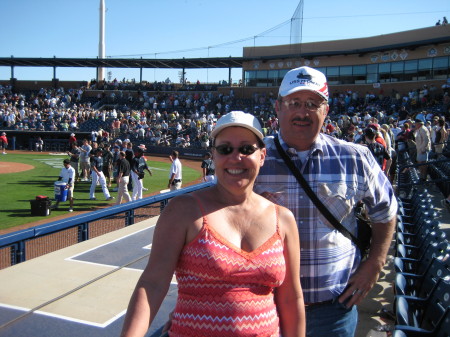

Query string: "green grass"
[[0, 153, 201, 230]]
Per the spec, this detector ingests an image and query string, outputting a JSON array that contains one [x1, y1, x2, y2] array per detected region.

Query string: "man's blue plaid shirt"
[[254, 132, 397, 304]]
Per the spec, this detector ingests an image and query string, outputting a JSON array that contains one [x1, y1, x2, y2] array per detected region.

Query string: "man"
[[116, 151, 132, 205], [35, 137, 44, 152], [79, 139, 92, 181], [254, 66, 397, 336], [168, 150, 182, 191], [68, 133, 77, 151], [54, 159, 75, 212], [201, 152, 215, 182], [414, 118, 431, 182], [111, 145, 121, 192], [125, 141, 134, 191], [111, 118, 121, 138], [430, 116, 440, 147], [89, 148, 114, 201], [102, 143, 114, 188], [130, 147, 153, 200], [363, 127, 391, 173], [0, 132, 8, 154], [67, 142, 81, 182]]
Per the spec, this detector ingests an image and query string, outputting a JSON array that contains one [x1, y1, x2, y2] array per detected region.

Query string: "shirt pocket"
[[316, 182, 357, 224]]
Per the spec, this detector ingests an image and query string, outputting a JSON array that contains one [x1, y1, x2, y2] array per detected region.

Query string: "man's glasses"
[[280, 99, 326, 112], [213, 144, 260, 156]]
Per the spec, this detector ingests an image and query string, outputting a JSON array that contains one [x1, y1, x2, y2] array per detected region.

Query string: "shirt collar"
[[277, 131, 324, 157]]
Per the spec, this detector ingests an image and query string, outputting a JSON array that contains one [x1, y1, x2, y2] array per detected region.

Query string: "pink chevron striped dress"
[[169, 204, 285, 337]]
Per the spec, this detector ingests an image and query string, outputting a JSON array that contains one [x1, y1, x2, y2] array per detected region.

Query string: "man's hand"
[[338, 258, 381, 307]]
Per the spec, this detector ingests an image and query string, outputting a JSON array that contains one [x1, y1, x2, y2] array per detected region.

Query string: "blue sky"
[[1, 0, 449, 84]]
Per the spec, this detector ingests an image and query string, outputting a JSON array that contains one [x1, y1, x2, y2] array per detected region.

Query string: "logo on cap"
[[297, 72, 312, 80]]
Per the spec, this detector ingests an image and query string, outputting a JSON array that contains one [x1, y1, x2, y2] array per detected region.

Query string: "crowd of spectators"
[[0, 84, 93, 132], [88, 77, 229, 92], [1, 81, 449, 156]]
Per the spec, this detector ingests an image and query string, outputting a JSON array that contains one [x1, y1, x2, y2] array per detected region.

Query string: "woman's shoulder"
[[274, 203, 296, 223], [273, 203, 297, 240], [163, 194, 201, 219]]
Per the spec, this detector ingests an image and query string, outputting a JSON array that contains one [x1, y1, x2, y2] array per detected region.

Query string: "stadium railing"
[[0, 181, 214, 270]]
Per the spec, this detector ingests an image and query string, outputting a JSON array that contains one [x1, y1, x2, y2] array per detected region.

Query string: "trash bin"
[[30, 197, 51, 216], [54, 181, 68, 202]]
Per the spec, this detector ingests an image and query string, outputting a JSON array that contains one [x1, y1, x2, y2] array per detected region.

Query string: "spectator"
[[396, 122, 412, 153], [434, 119, 448, 154], [254, 66, 397, 336], [414, 118, 431, 181], [79, 139, 92, 181], [67, 142, 81, 182], [0, 132, 8, 154], [120, 111, 304, 337], [69, 133, 78, 149], [363, 127, 391, 174]]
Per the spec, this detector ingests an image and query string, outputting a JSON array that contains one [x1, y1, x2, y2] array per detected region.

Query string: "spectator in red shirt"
[[68, 133, 77, 149], [367, 124, 388, 171], [0, 132, 8, 154], [325, 120, 335, 134]]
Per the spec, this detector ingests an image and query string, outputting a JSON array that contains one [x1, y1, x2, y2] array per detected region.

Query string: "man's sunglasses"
[[213, 144, 260, 156]]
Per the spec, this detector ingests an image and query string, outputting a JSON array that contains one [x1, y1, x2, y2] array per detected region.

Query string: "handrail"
[[0, 181, 214, 266]]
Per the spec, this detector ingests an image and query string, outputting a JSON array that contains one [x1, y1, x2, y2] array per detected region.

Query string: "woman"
[[378, 126, 394, 177], [121, 111, 305, 337]]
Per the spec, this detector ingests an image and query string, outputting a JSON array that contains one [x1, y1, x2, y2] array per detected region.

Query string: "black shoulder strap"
[[273, 135, 360, 247]]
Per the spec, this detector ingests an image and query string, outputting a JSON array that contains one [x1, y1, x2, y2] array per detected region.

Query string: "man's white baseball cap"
[[211, 111, 263, 142], [279, 66, 329, 100]]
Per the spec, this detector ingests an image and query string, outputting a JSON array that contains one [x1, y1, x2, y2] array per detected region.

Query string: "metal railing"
[[0, 182, 213, 269]]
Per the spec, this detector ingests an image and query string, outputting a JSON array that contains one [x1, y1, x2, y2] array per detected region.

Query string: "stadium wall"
[[0, 80, 88, 91]]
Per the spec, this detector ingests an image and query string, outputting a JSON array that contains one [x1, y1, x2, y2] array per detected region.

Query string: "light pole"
[[98, 0, 106, 81]]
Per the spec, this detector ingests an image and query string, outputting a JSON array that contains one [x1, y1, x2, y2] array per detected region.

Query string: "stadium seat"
[[396, 220, 440, 247], [394, 255, 450, 298], [395, 278, 450, 331], [394, 241, 450, 274], [394, 305, 450, 336], [395, 230, 446, 260]]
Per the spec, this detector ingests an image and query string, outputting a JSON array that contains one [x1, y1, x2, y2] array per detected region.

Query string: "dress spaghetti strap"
[[190, 193, 208, 226]]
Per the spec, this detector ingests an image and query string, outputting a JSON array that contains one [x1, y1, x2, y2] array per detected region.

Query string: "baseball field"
[[0, 151, 202, 232]]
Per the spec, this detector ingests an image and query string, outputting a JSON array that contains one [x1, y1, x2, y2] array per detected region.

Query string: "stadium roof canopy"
[[0, 56, 246, 69]]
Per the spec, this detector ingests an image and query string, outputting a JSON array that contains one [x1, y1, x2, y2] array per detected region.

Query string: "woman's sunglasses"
[[213, 144, 260, 156]]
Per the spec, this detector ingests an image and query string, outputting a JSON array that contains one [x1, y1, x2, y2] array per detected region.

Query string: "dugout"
[[0, 130, 90, 151]]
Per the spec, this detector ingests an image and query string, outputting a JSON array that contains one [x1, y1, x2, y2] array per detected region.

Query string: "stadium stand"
[[392, 143, 450, 336]]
